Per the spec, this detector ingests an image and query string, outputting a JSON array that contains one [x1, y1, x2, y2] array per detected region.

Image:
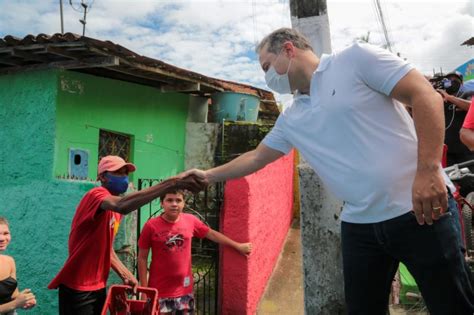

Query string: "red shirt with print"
[[138, 213, 210, 298], [48, 186, 122, 291]]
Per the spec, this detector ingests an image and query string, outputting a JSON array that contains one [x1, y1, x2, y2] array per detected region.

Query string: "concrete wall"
[[298, 163, 345, 314], [0, 69, 97, 314], [220, 151, 295, 314], [184, 122, 219, 170]]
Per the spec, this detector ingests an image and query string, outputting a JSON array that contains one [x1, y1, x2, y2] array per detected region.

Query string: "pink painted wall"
[[220, 151, 295, 314]]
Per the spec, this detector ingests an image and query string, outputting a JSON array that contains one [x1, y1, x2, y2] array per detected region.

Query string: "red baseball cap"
[[98, 155, 136, 175]]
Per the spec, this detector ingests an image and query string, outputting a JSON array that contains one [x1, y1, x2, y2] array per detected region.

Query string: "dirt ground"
[[389, 305, 429, 315]]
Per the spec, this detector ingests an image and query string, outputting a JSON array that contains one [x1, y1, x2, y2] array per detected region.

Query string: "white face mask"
[[264, 51, 293, 94]]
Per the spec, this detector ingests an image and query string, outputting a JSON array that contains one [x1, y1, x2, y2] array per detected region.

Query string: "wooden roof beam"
[[0, 56, 119, 75], [11, 48, 50, 62], [160, 82, 200, 93], [105, 64, 176, 86], [46, 46, 83, 59], [87, 47, 224, 92], [118, 58, 224, 92], [0, 42, 86, 54]]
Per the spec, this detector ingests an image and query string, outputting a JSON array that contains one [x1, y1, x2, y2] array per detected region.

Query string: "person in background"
[[459, 97, 474, 151], [48, 155, 205, 315], [436, 71, 474, 196], [0, 216, 36, 314], [437, 71, 474, 167]]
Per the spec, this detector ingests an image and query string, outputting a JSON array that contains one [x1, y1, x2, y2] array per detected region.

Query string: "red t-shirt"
[[48, 186, 121, 291], [138, 213, 210, 298], [462, 98, 474, 129]]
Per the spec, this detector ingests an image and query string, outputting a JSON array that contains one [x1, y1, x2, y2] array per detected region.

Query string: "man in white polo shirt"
[[183, 28, 473, 314]]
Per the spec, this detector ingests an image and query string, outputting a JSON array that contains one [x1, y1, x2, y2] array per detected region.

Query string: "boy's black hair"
[[160, 189, 186, 203]]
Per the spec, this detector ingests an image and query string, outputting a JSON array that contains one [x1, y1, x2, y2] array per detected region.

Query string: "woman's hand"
[[14, 289, 36, 309]]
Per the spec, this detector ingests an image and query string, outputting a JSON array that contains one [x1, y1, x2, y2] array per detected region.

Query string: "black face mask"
[[445, 79, 461, 95]]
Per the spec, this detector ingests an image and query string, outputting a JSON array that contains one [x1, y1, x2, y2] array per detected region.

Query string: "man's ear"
[[282, 41, 296, 58]]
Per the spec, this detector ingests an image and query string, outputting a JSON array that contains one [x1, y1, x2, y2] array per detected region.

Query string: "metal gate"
[[137, 179, 223, 315]]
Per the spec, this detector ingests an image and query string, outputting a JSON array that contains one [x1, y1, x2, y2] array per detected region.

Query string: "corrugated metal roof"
[[0, 33, 279, 119]]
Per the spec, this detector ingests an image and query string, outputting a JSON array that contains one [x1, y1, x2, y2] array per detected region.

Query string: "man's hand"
[[412, 167, 448, 225], [123, 275, 139, 293], [165, 171, 209, 193], [179, 169, 209, 184], [237, 243, 253, 256]]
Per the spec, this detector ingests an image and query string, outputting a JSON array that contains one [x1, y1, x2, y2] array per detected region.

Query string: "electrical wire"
[[373, 0, 393, 52], [69, 0, 95, 13], [380, 0, 396, 53]]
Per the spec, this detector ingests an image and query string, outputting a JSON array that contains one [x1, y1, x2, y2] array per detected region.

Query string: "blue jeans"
[[341, 196, 474, 315]]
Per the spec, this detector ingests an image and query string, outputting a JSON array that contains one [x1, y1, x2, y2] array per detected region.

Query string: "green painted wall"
[[55, 70, 189, 243], [0, 69, 190, 314], [0, 69, 96, 314], [55, 70, 189, 182]]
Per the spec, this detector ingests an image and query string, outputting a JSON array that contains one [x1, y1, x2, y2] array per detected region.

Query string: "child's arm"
[[205, 229, 252, 256], [137, 248, 150, 288]]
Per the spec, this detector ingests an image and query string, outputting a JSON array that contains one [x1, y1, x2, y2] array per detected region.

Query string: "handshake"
[[162, 171, 208, 194]]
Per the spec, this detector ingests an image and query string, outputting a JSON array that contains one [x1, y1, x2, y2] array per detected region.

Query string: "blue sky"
[[0, 0, 472, 103]]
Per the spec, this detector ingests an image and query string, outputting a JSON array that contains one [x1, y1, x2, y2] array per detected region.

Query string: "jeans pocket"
[[433, 212, 460, 260]]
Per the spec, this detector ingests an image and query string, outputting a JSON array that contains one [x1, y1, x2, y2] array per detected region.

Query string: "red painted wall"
[[220, 151, 295, 314]]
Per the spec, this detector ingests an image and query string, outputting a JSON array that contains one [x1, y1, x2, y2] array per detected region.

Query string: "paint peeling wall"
[[184, 122, 219, 170], [220, 151, 295, 314]]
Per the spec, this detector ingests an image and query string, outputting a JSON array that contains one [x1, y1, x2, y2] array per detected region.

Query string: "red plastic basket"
[[101, 285, 159, 315]]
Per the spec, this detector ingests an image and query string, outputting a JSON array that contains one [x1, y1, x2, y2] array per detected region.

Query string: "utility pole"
[[288, 1, 344, 314], [289, 0, 332, 57], [59, 0, 64, 34]]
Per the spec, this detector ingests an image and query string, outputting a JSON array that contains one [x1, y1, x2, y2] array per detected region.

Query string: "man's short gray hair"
[[256, 27, 313, 54]]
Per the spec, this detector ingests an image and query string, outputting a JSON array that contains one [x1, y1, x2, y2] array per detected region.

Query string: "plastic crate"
[[101, 285, 159, 315]]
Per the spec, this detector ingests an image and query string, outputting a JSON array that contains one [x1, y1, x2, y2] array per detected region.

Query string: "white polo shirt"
[[263, 43, 451, 223]]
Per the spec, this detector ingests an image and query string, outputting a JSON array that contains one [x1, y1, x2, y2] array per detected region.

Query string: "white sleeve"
[[352, 43, 415, 96], [262, 114, 293, 154]]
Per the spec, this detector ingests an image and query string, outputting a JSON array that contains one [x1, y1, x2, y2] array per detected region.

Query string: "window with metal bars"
[[98, 129, 131, 161]]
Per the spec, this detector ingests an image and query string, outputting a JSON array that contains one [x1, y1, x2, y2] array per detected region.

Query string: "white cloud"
[[0, 0, 472, 101]]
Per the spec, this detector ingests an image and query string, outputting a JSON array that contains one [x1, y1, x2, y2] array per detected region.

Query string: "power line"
[[380, 0, 396, 52], [69, 0, 95, 36], [372, 0, 393, 52]]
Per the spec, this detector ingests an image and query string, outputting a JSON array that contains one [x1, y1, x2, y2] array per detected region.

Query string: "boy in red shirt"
[[138, 190, 252, 315], [48, 156, 204, 315]]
